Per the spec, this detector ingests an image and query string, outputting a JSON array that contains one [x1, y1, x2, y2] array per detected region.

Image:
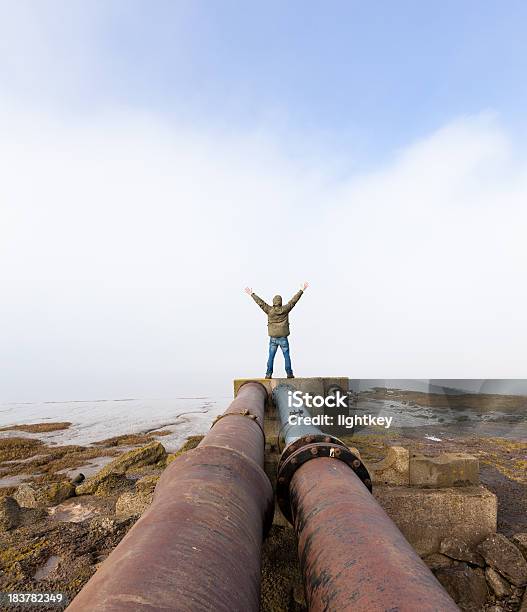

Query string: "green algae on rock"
[[14, 482, 76, 508], [75, 442, 166, 495]]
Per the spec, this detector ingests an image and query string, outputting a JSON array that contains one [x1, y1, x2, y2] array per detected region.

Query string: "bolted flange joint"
[[277, 435, 372, 524]]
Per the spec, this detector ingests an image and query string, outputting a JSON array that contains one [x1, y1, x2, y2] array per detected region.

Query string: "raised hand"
[[244, 287, 253, 295], [302, 282, 309, 291]]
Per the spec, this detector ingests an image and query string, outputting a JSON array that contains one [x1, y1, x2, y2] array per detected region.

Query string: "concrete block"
[[374, 485, 497, 556], [367, 446, 410, 485], [233, 377, 349, 399], [409, 452, 479, 487]]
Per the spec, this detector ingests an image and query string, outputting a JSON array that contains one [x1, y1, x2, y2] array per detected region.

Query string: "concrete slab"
[[409, 453, 480, 487], [374, 485, 497, 556], [367, 446, 410, 485], [233, 377, 349, 398]]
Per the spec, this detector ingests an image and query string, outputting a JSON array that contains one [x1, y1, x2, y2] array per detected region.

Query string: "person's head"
[[273, 295, 282, 307]]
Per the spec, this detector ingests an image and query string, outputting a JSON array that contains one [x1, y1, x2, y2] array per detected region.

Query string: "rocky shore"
[[1, 422, 526, 611], [0, 428, 202, 609]]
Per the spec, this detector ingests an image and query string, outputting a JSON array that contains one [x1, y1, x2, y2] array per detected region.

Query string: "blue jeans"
[[266, 336, 292, 376]]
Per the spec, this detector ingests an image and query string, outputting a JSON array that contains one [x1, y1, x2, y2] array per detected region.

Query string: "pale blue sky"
[[3, 1, 527, 164], [1, 2, 527, 399]]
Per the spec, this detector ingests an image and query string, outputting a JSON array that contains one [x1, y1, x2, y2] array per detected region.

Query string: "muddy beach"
[[0, 390, 526, 611]]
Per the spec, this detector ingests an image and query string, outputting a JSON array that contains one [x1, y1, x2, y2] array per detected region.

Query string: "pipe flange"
[[279, 433, 346, 462], [211, 411, 266, 444], [276, 442, 372, 524]]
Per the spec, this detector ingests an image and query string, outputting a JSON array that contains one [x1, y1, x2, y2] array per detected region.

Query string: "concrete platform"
[[233, 377, 349, 398], [374, 485, 498, 556]]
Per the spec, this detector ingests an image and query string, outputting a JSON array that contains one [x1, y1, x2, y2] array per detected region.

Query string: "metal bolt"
[[324, 437, 331, 443], [310, 447, 318, 456], [278, 477, 285, 484], [352, 459, 360, 468], [334, 448, 341, 457], [364, 478, 371, 487], [291, 457, 297, 465]]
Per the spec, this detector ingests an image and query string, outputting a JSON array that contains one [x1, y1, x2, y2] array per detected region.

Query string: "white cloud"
[[0, 104, 525, 401]]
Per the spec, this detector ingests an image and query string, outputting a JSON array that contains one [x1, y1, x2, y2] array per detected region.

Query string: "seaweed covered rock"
[[135, 475, 159, 494], [0, 496, 21, 532], [14, 482, 75, 508], [76, 442, 166, 496], [115, 490, 153, 517], [94, 474, 135, 497]]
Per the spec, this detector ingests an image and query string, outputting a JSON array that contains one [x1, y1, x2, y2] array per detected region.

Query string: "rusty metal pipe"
[[67, 382, 273, 612], [290, 457, 459, 611]]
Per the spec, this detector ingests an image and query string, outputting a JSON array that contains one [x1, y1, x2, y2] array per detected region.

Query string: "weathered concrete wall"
[[410, 452, 480, 487], [374, 485, 498, 556]]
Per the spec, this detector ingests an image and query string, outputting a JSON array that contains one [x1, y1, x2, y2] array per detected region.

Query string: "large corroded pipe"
[[288, 457, 459, 611], [67, 382, 273, 612], [273, 385, 457, 611]]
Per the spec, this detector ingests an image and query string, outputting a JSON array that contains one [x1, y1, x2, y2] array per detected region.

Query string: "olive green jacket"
[[251, 290, 303, 337]]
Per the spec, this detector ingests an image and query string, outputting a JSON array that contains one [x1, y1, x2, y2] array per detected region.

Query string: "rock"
[[13, 481, 75, 508], [89, 516, 118, 534], [13, 483, 39, 507], [478, 533, 527, 587], [14, 482, 75, 508], [512, 534, 527, 560], [434, 564, 488, 610], [368, 446, 409, 485], [440, 537, 485, 566], [485, 567, 511, 598], [76, 442, 166, 495], [423, 552, 457, 571], [135, 475, 159, 494], [0, 496, 21, 531], [45, 482, 76, 505], [19, 507, 48, 526], [94, 473, 135, 497], [115, 490, 153, 517], [520, 588, 527, 612]]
